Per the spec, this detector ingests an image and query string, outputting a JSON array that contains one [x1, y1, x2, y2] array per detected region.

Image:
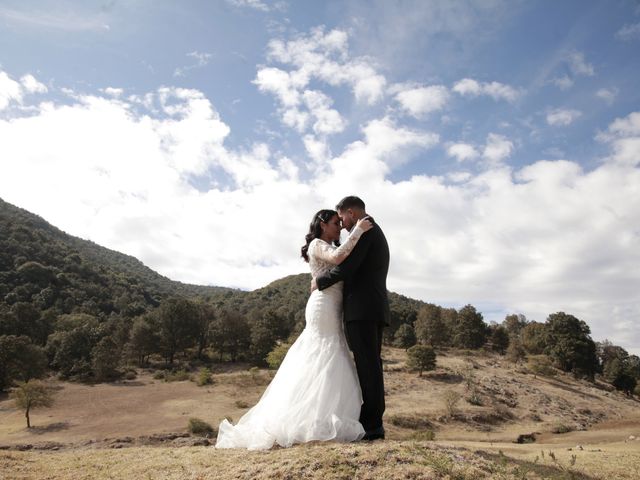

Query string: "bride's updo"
[[301, 209, 340, 262]]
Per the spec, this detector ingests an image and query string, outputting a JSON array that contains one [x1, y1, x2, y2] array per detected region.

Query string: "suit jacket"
[[316, 219, 390, 326]]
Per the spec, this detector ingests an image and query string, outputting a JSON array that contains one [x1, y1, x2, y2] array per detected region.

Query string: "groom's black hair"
[[336, 196, 365, 211]]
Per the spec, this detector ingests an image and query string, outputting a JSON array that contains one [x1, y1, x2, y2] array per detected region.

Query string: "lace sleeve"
[[310, 225, 365, 265]]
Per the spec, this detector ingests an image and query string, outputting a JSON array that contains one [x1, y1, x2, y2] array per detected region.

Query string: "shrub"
[[442, 390, 462, 417], [493, 403, 515, 420], [188, 417, 214, 436], [235, 400, 249, 408], [467, 388, 483, 406], [388, 413, 434, 430], [266, 343, 290, 369], [527, 355, 556, 377], [411, 430, 436, 441], [124, 370, 137, 380], [166, 369, 191, 382], [551, 423, 574, 434], [197, 368, 213, 386]]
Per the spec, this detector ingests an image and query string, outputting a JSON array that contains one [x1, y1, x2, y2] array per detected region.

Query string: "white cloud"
[[604, 111, 640, 137], [302, 89, 346, 135], [446, 142, 479, 162], [452, 78, 520, 102], [254, 67, 302, 108], [452, 78, 481, 96], [447, 171, 472, 183], [546, 108, 582, 126], [2, 73, 639, 354], [552, 75, 574, 90], [0, 71, 23, 109], [254, 27, 386, 137], [20, 74, 48, 94], [102, 87, 124, 97], [394, 84, 450, 118], [597, 111, 640, 167], [303, 134, 330, 164], [482, 133, 513, 165], [615, 22, 640, 41], [0, 82, 312, 290], [567, 51, 594, 77], [259, 26, 386, 108], [596, 87, 618, 105]]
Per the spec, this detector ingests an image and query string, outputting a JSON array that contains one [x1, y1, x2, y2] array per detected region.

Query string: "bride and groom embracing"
[[216, 195, 390, 450]]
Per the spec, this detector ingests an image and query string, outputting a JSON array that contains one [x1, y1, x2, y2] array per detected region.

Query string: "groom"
[[314, 195, 390, 441]]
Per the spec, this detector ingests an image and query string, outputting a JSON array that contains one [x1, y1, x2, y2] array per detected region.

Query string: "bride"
[[215, 209, 373, 450]]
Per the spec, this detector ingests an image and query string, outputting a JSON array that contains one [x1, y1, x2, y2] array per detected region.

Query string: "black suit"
[[316, 219, 389, 431]]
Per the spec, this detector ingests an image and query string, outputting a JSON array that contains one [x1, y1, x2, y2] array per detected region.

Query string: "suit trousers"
[[344, 320, 385, 432]]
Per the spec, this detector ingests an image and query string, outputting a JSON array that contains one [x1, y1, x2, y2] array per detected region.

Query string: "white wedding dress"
[[215, 227, 366, 450]]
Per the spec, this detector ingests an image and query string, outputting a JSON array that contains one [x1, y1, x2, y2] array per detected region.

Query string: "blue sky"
[[1, 0, 639, 354]]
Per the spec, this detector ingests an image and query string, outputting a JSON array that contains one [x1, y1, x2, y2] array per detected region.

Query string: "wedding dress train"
[[215, 229, 366, 450]]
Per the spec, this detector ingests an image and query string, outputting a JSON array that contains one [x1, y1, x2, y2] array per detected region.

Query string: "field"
[[1, 348, 639, 479]]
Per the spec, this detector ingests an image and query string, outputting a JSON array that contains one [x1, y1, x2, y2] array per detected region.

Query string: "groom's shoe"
[[362, 426, 385, 441]]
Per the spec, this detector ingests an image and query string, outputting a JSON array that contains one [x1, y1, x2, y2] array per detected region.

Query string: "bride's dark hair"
[[301, 209, 340, 262]]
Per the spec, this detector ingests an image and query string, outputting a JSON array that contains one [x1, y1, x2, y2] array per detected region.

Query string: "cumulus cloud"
[[20, 74, 48, 94], [615, 22, 640, 41], [0, 71, 23, 109], [597, 111, 640, 167], [102, 87, 124, 97], [0, 71, 51, 109], [393, 84, 450, 118], [482, 133, 514, 165], [2, 78, 639, 354], [452, 78, 520, 102], [546, 108, 582, 126], [255, 26, 387, 127], [446, 142, 479, 162], [302, 89, 346, 135], [0, 83, 316, 289]]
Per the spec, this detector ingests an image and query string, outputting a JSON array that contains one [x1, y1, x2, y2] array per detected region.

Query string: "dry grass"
[[0, 440, 602, 480], [1, 348, 639, 479]]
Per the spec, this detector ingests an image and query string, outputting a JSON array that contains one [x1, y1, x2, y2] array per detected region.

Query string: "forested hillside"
[[0, 198, 427, 386]]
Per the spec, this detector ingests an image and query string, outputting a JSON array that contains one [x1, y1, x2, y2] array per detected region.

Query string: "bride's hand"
[[356, 217, 373, 232]]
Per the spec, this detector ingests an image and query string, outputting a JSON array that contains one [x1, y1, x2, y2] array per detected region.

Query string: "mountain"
[[0, 197, 235, 319], [0, 197, 427, 322]]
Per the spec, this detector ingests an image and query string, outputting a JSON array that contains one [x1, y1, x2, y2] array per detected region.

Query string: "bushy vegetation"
[[187, 417, 214, 436]]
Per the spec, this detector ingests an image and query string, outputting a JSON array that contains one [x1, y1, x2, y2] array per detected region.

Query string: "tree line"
[[389, 305, 639, 395]]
